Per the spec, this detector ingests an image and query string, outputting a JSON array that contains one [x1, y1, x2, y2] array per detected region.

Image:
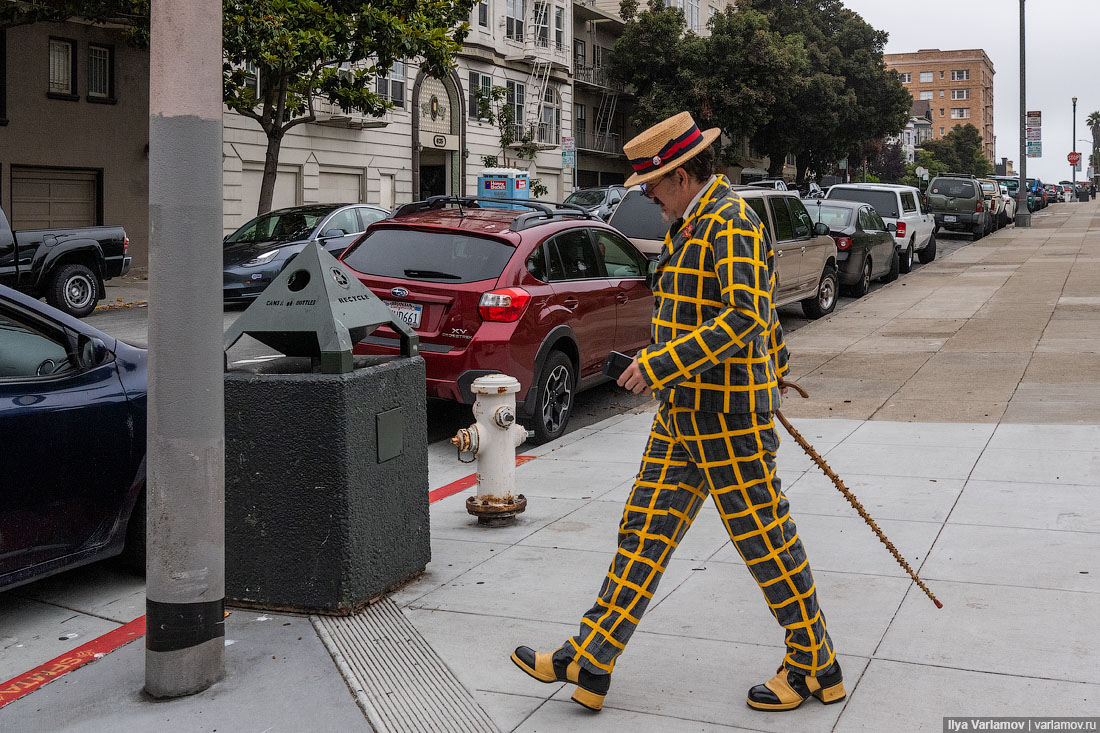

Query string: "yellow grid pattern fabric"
[[563, 406, 835, 677], [639, 176, 788, 414]]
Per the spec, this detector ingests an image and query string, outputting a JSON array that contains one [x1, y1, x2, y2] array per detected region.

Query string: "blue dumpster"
[[478, 168, 530, 209]]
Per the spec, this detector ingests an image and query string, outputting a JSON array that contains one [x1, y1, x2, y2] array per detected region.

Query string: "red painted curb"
[[427, 454, 537, 504], [0, 615, 146, 709]]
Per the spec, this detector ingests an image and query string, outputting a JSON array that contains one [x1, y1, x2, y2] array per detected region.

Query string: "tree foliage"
[[223, 0, 475, 214], [0, 0, 149, 46], [604, 0, 909, 182], [918, 124, 992, 177], [1088, 111, 1100, 177], [607, 0, 806, 167]]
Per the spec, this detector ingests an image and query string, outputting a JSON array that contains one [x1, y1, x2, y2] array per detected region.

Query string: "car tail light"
[[975, 201, 983, 212], [478, 287, 531, 322], [832, 235, 852, 251], [895, 221, 906, 238], [124, 236, 129, 254]]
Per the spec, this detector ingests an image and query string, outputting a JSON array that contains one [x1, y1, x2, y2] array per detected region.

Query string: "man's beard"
[[654, 197, 677, 224]]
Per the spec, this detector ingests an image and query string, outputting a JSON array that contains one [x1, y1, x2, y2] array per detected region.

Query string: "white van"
[[825, 183, 936, 273]]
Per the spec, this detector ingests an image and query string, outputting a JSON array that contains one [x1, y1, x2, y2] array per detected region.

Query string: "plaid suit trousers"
[[563, 403, 836, 677]]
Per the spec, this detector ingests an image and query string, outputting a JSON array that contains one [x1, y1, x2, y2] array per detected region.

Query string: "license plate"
[[384, 301, 422, 329], [944, 215, 957, 223]]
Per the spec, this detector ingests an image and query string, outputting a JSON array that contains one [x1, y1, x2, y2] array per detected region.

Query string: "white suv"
[[824, 183, 936, 273]]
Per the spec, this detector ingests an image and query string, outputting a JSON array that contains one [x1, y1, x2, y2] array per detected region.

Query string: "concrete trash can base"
[[224, 355, 428, 614]]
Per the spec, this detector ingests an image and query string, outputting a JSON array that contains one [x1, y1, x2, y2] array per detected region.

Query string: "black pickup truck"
[[0, 206, 130, 317]]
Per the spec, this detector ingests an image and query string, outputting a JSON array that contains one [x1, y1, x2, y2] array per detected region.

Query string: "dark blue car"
[[0, 285, 147, 591], [223, 203, 389, 303]]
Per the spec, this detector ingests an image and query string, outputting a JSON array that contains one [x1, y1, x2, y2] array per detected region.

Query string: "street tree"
[[870, 141, 907, 183], [741, 0, 910, 183], [919, 124, 992, 177], [606, 0, 805, 167], [223, 0, 475, 215], [1087, 111, 1100, 177]]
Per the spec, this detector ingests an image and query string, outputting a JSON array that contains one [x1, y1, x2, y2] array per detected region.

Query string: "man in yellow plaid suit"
[[511, 112, 845, 713]]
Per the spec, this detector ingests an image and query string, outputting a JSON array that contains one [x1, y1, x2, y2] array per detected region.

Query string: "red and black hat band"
[[629, 125, 704, 175]]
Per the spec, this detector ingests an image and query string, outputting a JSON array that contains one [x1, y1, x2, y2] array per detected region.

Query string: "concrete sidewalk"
[[3, 199, 1098, 731]]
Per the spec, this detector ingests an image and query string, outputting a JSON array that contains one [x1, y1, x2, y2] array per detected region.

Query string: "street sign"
[[562, 151, 575, 169], [915, 166, 928, 179], [561, 136, 575, 152], [1026, 127, 1042, 141], [1027, 141, 1042, 158], [1068, 152, 1082, 165], [1026, 111, 1042, 127]]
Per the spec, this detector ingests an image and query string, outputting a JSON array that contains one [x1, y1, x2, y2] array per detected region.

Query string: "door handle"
[[615, 293, 628, 304], [563, 297, 579, 309]]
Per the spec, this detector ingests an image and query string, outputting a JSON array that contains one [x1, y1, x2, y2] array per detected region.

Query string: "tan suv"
[[609, 185, 838, 318]]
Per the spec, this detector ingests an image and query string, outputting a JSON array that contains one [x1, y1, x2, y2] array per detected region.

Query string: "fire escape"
[[505, 1, 570, 149], [571, 8, 629, 158]]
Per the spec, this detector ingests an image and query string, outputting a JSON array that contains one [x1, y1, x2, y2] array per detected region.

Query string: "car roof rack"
[[390, 196, 594, 232]]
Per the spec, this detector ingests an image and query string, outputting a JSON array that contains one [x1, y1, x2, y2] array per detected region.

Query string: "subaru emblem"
[[390, 287, 409, 298]]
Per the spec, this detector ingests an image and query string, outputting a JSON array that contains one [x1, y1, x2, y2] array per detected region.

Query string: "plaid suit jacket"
[[638, 176, 789, 414]]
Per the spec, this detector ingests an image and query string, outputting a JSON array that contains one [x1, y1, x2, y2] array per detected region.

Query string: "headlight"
[[242, 250, 280, 267]]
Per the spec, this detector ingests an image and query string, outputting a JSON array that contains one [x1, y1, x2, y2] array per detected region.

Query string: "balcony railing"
[[537, 121, 560, 145], [573, 65, 622, 91], [574, 130, 622, 155]]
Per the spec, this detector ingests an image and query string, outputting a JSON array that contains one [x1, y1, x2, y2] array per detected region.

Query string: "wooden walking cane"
[[777, 381, 943, 609]]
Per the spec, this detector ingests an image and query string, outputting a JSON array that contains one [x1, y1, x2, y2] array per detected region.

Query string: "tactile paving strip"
[[313, 599, 498, 732]]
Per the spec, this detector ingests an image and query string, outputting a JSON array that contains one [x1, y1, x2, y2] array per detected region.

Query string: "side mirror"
[[77, 334, 109, 369], [321, 228, 346, 239], [813, 221, 830, 236], [886, 222, 897, 232]]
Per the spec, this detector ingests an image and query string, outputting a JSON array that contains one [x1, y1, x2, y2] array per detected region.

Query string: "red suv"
[[339, 197, 654, 442]]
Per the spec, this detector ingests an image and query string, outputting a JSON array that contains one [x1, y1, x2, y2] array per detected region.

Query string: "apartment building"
[[884, 48, 995, 162]]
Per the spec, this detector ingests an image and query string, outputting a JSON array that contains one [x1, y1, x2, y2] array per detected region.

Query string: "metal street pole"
[[1016, 0, 1031, 227], [1071, 96, 1077, 186], [145, 0, 225, 698]]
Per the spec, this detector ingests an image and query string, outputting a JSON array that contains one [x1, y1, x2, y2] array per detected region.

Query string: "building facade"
[[0, 22, 150, 267], [884, 48, 995, 162]]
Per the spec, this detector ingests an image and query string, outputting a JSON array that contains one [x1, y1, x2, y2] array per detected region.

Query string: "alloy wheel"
[[540, 364, 573, 435], [65, 274, 95, 310]]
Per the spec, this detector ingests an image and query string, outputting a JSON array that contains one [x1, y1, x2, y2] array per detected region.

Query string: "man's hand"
[[617, 357, 652, 395]]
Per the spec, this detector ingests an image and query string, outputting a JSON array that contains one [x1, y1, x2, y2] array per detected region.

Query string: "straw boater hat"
[[623, 111, 721, 187]]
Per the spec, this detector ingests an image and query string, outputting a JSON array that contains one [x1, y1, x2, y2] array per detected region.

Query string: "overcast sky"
[[841, 0, 1098, 181]]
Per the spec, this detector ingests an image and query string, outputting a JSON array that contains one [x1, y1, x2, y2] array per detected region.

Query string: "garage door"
[[236, 165, 300, 229], [10, 168, 98, 230], [317, 171, 363, 204]]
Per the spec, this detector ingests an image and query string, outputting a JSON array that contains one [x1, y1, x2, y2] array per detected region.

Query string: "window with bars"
[[376, 60, 405, 108], [951, 69, 970, 81], [951, 88, 969, 100], [506, 0, 525, 41], [468, 71, 492, 120], [88, 44, 113, 101], [48, 38, 76, 97]]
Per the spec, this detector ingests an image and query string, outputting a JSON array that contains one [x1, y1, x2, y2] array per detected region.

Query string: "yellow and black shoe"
[[746, 663, 846, 711], [510, 646, 610, 711]]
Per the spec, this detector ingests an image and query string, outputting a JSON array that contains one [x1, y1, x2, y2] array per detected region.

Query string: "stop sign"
[[1068, 152, 1082, 165]]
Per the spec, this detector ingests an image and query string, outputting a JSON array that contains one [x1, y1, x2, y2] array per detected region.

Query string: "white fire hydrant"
[[450, 374, 529, 526]]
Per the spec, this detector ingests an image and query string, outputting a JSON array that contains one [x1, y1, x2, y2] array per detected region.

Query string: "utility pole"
[[1071, 96, 1077, 187], [1016, 0, 1031, 227], [145, 0, 225, 698]]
